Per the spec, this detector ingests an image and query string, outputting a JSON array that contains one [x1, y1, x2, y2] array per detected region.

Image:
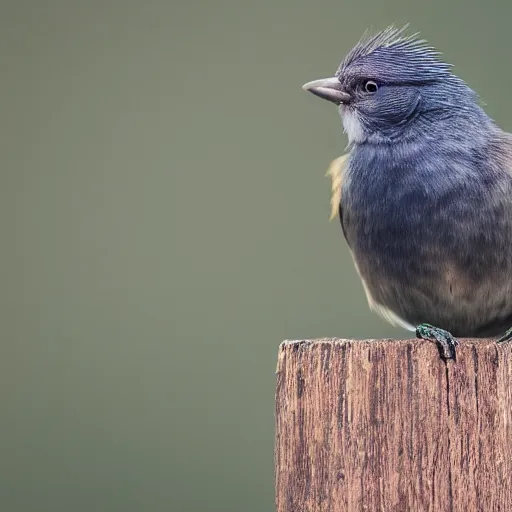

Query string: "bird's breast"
[[341, 157, 432, 279], [340, 143, 512, 335]]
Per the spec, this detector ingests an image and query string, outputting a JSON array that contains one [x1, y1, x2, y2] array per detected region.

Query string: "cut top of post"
[[275, 338, 512, 512]]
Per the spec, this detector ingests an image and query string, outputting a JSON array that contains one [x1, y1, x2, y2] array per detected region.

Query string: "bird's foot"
[[416, 323, 459, 360], [496, 327, 512, 344]]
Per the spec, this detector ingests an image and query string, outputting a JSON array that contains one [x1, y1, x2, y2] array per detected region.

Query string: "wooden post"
[[275, 338, 512, 511]]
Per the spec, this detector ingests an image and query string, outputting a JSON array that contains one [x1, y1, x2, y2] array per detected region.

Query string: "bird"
[[302, 25, 512, 360]]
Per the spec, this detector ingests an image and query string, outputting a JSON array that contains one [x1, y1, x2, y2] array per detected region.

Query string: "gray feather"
[[332, 27, 512, 337]]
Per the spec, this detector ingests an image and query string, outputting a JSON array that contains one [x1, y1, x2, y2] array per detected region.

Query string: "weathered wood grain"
[[275, 338, 512, 512]]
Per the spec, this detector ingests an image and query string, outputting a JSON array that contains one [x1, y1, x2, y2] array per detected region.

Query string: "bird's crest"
[[337, 25, 452, 76]]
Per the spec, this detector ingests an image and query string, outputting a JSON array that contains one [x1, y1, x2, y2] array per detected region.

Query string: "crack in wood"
[[275, 338, 512, 511]]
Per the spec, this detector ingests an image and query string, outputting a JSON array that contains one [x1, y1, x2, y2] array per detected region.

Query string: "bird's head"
[[303, 26, 480, 144]]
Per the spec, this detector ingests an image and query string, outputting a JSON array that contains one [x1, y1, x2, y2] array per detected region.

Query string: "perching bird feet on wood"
[[304, 25, 512, 360]]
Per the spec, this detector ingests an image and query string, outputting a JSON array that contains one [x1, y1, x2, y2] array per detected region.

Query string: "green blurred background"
[[2, 0, 511, 510]]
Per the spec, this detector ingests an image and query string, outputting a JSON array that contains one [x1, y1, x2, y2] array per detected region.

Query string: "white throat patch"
[[341, 108, 364, 144]]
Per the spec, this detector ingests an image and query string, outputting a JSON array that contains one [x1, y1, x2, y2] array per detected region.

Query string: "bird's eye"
[[364, 80, 378, 93]]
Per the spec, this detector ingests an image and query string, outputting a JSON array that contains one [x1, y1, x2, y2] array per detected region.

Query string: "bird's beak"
[[302, 77, 351, 105]]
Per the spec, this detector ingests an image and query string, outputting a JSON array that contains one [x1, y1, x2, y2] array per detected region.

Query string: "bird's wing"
[[500, 132, 512, 171], [325, 154, 349, 221]]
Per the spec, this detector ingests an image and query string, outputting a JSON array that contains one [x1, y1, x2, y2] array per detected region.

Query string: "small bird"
[[303, 25, 512, 359]]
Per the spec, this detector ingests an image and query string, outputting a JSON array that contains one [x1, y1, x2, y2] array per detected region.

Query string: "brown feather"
[[325, 154, 349, 220]]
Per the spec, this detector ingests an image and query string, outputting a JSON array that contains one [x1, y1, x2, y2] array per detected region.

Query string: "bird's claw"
[[416, 323, 459, 360], [496, 327, 512, 344]]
